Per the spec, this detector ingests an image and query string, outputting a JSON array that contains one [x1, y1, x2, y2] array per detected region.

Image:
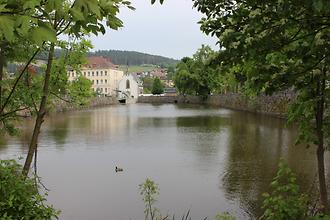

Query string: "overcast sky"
[[89, 0, 218, 60]]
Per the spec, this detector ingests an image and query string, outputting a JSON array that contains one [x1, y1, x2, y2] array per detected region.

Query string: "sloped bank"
[[138, 92, 295, 118], [53, 96, 119, 113]]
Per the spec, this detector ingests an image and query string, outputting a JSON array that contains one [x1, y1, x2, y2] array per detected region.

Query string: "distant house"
[[150, 69, 167, 80], [67, 56, 124, 96], [118, 73, 139, 103]]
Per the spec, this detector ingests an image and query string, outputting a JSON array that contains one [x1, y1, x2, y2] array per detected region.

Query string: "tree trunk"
[[22, 44, 55, 176], [315, 68, 328, 211], [0, 47, 4, 111]]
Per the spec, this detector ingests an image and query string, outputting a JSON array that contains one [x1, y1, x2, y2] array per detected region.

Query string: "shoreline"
[[138, 92, 295, 119]]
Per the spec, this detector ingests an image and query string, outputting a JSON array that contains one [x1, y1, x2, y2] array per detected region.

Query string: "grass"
[[119, 65, 158, 73]]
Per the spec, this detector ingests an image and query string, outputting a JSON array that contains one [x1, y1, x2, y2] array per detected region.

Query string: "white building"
[[117, 73, 140, 103], [68, 56, 124, 96]]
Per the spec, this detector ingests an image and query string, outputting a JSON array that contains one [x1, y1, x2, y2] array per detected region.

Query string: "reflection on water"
[[0, 104, 328, 220]]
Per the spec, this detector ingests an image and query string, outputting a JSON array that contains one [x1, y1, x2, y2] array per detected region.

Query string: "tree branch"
[[0, 44, 43, 115]]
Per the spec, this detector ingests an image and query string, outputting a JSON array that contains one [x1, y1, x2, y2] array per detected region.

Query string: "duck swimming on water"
[[115, 166, 123, 172]]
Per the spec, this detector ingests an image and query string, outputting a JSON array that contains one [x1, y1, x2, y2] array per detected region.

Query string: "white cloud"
[[89, 0, 218, 59]]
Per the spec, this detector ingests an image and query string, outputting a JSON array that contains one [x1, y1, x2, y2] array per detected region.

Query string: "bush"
[[0, 160, 59, 219], [261, 161, 307, 220], [151, 77, 164, 95]]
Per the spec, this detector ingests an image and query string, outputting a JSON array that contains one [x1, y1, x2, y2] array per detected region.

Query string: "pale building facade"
[[118, 74, 139, 103], [67, 56, 124, 96]]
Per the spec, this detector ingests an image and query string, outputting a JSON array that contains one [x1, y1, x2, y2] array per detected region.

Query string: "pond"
[[0, 104, 329, 219]]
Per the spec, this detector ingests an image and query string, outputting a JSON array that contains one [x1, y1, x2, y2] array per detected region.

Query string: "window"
[[126, 79, 130, 89], [101, 88, 103, 92], [105, 79, 107, 84], [96, 80, 99, 84], [101, 79, 103, 84], [105, 71, 108, 76], [96, 71, 98, 76], [88, 72, 90, 76], [92, 80, 94, 84], [105, 88, 108, 93], [72, 72, 75, 77], [100, 71, 103, 76], [84, 72, 86, 76], [92, 71, 94, 76]]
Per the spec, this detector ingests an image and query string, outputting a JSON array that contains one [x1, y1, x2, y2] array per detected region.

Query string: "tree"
[[0, 0, 165, 176], [151, 77, 164, 95], [69, 75, 93, 105], [174, 57, 198, 95], [21, 0, 138, 176], [174, 45, 221, 97], [193, 0, 330, 211]]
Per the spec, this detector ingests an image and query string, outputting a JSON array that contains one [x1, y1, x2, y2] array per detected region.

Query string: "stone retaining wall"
[[53, 96, 119, 113], [138, 92, 295, 118]]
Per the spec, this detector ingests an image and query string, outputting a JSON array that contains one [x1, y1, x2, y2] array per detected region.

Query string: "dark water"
[[0, 104, 329, 220]]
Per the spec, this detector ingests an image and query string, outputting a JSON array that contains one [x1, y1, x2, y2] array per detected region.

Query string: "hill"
[[88, 50, 179, 66]]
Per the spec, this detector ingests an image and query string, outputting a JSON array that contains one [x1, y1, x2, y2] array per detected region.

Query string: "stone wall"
[[138, 92, 295, 118], [53, 96, 119, 113]]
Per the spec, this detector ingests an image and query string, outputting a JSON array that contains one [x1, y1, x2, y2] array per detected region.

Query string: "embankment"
[[53, 96, 119, 113], [138, 92, 295, 118]]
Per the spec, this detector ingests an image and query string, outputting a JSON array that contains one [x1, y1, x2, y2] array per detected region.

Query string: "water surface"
[[0, 104, 328, 219]]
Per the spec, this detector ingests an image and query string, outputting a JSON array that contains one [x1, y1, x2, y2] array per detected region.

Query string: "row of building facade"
[[67, 56, 140, 100]]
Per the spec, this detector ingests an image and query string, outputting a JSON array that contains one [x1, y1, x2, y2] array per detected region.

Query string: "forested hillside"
[[88, 50, 179, 66]]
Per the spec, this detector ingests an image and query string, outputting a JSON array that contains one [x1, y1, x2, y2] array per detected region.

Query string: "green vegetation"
[[89, 50, 179, 66], [261, 161, 308, 220], [174, 45, 220, 98], [216, 213, 236, 220], [192, 0, 330, 212], [69, 75, 94, 105], [119, 65, 158, 74], [151, 77, 164, 95], [139, 178, 236, 220], [0, 0, 165, 218], [139, 178, 160, 220], [0, 160, 59, 219], [142, 77, 154, 94]]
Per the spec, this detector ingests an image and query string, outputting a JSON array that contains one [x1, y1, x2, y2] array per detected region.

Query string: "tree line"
[[88, 50, 179, 66]]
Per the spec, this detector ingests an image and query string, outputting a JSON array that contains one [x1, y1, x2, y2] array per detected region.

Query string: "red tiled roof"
[[85, 56, 118, 69]]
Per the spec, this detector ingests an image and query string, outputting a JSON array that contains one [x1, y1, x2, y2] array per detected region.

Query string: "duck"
[[115, 166, 123, 172]]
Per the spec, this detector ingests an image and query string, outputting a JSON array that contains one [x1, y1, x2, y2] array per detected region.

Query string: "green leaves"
[[31, 24, 57, 45], [174, 46, 221, 97], [151, 77, 164, 95], [0, 15, 15, 41], [23, 0, 40, 10], [0, 160, 59, 219], [139, 178, 160, 220], [261, 161, 308, 220]]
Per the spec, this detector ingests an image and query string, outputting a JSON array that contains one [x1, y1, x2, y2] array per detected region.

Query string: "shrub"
[[261, 161, 307, 220], [0, 160, 59, 219]]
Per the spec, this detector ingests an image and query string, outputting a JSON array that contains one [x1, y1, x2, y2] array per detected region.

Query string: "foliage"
[[0, 160, 59, 219], [216, 213, 236, 220], [193, 0, 330, 210], [261, 161, 308, 220], [89, 50, 178, 66], [151, 77, 164, 95], [139, 178, 160, 220], [119, 65, 158, 74], [166, 65, 176, 80], [142, 77, 154, 93], [174, 45, 221, 97], [69, 75, 93, 105]]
